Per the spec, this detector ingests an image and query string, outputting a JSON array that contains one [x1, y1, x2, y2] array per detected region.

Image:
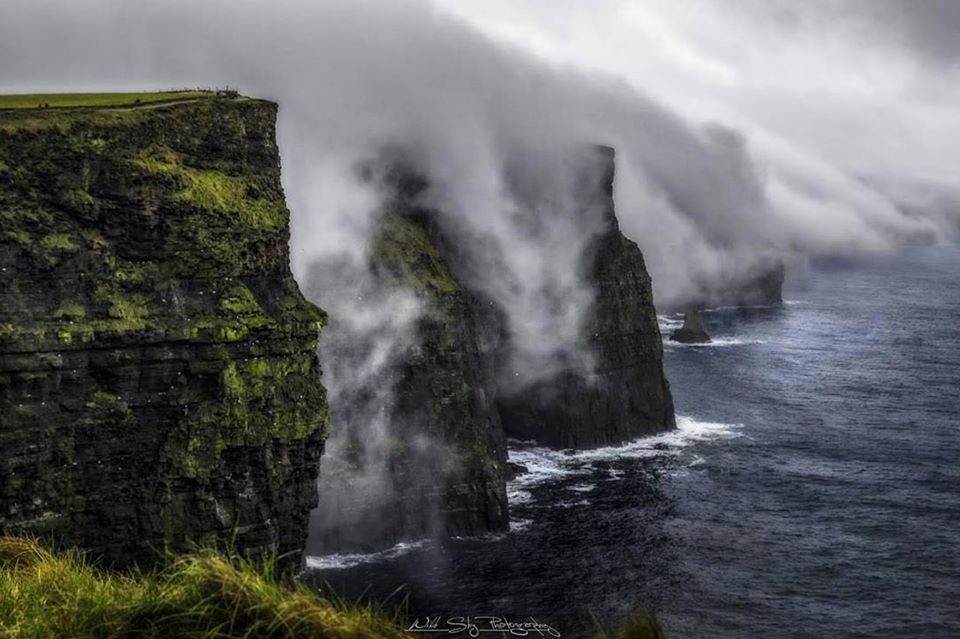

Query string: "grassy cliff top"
[[0, 90, 320, 345], [0, 90, 224, 110], [0, 90, 260, 134]]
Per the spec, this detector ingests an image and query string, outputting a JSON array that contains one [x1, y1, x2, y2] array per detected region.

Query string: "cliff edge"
[[0, 95, 328, 570]]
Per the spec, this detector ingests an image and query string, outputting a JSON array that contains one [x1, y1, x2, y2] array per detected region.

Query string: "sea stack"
[[670, 309, 711, 343], [494, 145, 676, 448], [307, 162, 509, 554]]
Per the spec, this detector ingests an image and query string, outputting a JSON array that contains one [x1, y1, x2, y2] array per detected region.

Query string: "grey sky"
[[444, 0, 960, 183], [0, 0, 956, 312]]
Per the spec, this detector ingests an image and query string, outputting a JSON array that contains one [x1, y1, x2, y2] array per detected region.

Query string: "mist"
[[2, 0, 956, 312], [3, 0, 958, 551]]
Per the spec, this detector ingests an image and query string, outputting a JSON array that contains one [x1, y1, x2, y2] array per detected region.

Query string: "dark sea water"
[[303, 246, 960, 638]]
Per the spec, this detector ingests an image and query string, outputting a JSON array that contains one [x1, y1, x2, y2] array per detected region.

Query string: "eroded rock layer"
[[0, 97, 327, 570]]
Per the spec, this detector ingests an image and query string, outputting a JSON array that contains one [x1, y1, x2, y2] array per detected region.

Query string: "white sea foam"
[[305, 539, 429, 571], [452, 530, 509, 542], [700, 303, 782, 313], [567, 483, 597, 492], [509, 517, 533, 532], [572, 416, 740, 462], [658, 313, 765, 347], [657, 314, 685, 331], [664, 337, 765, 348], [506, 416, 742, 499], [557, 499, 592, 508], [507, 446, 593, 504]]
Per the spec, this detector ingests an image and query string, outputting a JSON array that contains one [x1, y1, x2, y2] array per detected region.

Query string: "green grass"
[[0, 536, 410, 639], [0, 91, 217, 110], [132, 145, 286, 229], [374, 213, 460, 294]]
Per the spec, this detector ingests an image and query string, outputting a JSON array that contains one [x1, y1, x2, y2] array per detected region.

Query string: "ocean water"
[[303, 246, 960, 638]]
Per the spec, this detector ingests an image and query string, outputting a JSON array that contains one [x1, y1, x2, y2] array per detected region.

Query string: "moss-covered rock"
[[0, 96, 327, 571]]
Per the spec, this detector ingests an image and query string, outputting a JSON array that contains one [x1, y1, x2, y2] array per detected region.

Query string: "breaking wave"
[[506, 416, 741, 503], [304, 539, 429, 571], [663, 337, 765, 348]]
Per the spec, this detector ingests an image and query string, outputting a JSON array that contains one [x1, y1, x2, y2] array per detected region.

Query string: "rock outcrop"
[[670, 309, 711, 343], [0, 96, 328, 570], [494, 147, 675, 448]]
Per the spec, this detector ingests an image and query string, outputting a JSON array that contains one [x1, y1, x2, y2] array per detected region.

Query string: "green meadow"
[[0, 91, 217, 110]]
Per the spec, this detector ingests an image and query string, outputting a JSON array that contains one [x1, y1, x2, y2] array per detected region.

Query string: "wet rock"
[[506, 462, 530, 480], [670, 309, 711, 343], [309, 145, 675, 553]]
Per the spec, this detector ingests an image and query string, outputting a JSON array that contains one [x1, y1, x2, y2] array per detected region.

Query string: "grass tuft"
[[592, 608, 668, 639], [0, 536, 410, 639]]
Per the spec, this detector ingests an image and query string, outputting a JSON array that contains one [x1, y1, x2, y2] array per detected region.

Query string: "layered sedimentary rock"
[[495, 147, 675, 448], [307, 176, 508, 553], [0, 97, 327, 570]]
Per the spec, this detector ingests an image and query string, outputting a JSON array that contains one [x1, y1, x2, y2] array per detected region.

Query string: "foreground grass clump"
[[0, 537, 409, 639], [593, 609, 667, 639], [0, 91, 216, 110]]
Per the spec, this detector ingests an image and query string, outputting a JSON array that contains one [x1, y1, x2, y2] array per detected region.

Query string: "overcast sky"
[[2, 0, 957, 184], [444, 0, 960, 184], [0, 0, 956, 312]]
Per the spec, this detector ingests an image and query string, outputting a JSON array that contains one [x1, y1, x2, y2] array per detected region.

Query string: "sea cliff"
[[495, 147, 675, 448], [307, 169, 509, 553], [0, 95, 327, 570], [308, 146, 673, 552]]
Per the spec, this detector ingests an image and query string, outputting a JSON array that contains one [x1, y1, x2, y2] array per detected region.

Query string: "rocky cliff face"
[[308, 146, 672, 552], [307, 179, 508, 553], [0, 97, 327, 570], [494, 147, 675, 448]]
